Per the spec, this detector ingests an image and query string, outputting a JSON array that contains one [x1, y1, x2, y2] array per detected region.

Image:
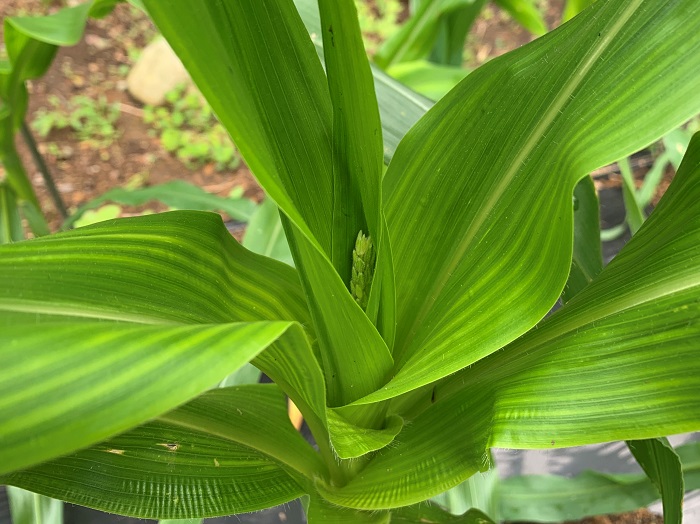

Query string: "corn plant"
[[1, 0, 700, 522], [375, 0, 546, 100]]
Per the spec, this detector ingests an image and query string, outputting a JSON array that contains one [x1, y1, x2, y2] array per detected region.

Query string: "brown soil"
[[514, 508, 663, 524], [565, 508, 663, 524]]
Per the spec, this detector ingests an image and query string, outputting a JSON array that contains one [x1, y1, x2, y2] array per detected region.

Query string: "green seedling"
[[32, 94, 120, 146], [143, 84, 240, 172]]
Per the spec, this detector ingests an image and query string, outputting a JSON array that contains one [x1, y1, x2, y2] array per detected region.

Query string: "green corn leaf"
[[0, 211, 309, 327], [17, 200, 49, 238], [0, 320, 298, 476], [638, 151, 670, 209], [432, 466, 500, 521], [390, 504, 495, 523], [562, 175, 602, 302], [7, 487, 63, 524], [218, 362, 261, 388], [326, 410, 403, 459], [157, 385, 324, 481], [318, 131, 700, 509], [356, 0, 700, 405], [64, 180, 257, 229], [500, 471, 660, 522], [0, 183, 23, 243], [142, 0, 330, 254], [0, 211, 334, 472], [386, 60, 468, 101], [0, 143, 37, 212], [627, 438, 683, 524], [4, 1, 117, 49], [318, 0, 383, 280], [2, 386, 312, 519], [429, 0, 486, 67], [293, 0, 434, 163], [375, 0, 482, 69], [144, 0, 394, 411], [619, 156, 646, 234], [306, 496, 390, 523]]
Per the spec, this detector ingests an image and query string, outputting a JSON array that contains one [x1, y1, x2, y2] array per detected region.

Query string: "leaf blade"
[[2, 387, 309, 518], [142, 0, 332, 253], [360, 0, 700, 404], [318, 0, 383, 277], [0, 321, 294, 475], [627, 438, 684, 524], [317, 131, 700, 509], [563, 175, 602, 302]]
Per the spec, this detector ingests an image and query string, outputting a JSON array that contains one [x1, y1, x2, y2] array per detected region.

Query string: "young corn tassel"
[[350, 230, 375, 310]]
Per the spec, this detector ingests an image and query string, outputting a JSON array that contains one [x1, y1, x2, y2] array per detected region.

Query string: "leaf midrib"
[[0, 300, 175, 324]]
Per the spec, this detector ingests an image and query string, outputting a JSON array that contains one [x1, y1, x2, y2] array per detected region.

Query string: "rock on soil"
[[127, 37, 190, 105]]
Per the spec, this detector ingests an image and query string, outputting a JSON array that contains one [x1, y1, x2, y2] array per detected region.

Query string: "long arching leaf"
[[627, 438, 683, 524], [0, 320, 294, 475], [0, 212, 331, 472], [317, 131, 700, 509], [2, 386, 314, 519], [357, 0, 700, 404]]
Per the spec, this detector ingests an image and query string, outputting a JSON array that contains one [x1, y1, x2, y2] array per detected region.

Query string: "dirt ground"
[[563, 508, 663, 524]]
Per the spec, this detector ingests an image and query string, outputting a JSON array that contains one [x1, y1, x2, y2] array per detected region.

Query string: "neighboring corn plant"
[[1, 1, 700, 524], [376, 0, 547, 100], [602, 122, 699, 242]]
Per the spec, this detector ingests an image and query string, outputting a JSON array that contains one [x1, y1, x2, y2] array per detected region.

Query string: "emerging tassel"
[[350, 230, 375, 310]]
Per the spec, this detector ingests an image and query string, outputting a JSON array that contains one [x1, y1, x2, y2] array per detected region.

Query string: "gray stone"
[[126, 38, 190, 106]]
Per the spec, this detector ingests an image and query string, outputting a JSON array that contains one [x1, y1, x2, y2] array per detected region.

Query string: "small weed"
[[32, 94, 120, 146], [44, 142, 74, 160], [144, 84, 240, 172]]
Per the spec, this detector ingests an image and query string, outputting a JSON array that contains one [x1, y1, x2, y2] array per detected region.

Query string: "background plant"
[[143, 84, 241, 172], [375, 0, 547, 100], [32, 94, 121, 146]]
